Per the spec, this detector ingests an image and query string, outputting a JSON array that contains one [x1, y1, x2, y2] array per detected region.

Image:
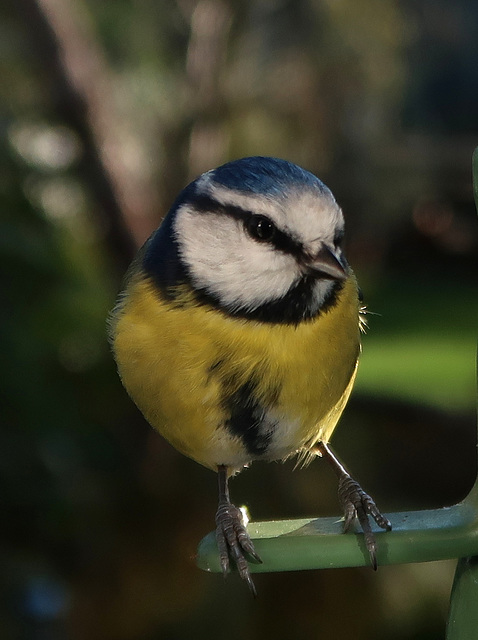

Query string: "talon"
[[316, 443, 391, 569], [338, 474, 391, 568], [215, 466, 261, 595]]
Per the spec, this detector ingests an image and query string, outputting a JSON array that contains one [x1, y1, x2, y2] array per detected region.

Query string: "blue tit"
[[109, 156, 391, 595]]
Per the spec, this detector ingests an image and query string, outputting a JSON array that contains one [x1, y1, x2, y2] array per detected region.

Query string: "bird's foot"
[[215, 500, 262, 596], [338, 474, 392, 570]]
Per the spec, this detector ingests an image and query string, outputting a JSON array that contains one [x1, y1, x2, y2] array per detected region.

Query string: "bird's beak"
[[303, 245, 347, 281]]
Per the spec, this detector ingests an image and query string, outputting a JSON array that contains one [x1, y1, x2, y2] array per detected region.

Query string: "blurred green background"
[[1, 1, 477, 638]]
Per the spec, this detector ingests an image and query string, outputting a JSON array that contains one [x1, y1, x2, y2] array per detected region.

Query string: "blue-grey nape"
[[209, 157, 331, 197]]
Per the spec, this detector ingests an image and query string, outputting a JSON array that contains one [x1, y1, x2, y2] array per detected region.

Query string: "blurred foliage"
[[1, 0, 478, 639]]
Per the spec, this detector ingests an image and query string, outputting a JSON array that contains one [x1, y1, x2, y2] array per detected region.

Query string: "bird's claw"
[[338, 475, 391, 570], [215, 501, 262, 596]]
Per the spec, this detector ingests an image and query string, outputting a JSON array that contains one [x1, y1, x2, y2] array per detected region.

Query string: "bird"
[[109, 156, 391, 595]]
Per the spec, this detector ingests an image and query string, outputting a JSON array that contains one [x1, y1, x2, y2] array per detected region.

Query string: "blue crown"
[[209, 156, 329, 197]]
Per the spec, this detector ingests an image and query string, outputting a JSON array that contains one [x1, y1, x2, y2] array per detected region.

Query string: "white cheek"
[[174, 205, 300, 310]]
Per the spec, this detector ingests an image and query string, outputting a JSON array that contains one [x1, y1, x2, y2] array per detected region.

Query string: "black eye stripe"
[[189, 193, 303, 258], [266, 224, 303, 257], [191, 194, 241, 217]]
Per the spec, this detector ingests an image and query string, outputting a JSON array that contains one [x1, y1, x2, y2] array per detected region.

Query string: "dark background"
[[1, 1, 477, 638]]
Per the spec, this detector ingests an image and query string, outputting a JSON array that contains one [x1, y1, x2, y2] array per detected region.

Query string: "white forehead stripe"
[[201, 181, 344, 248]]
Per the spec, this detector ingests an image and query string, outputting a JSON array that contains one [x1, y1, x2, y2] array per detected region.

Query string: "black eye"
[[246, 215, 276, 242]]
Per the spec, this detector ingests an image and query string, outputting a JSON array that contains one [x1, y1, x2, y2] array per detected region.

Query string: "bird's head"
[[143, 156, 350, 324]]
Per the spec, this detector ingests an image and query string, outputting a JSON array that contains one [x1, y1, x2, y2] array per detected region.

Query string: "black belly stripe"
[[225, 380, 274, 456]]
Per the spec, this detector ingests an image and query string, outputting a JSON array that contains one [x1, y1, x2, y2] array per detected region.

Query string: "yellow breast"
[[110, 274, 360, 471]]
